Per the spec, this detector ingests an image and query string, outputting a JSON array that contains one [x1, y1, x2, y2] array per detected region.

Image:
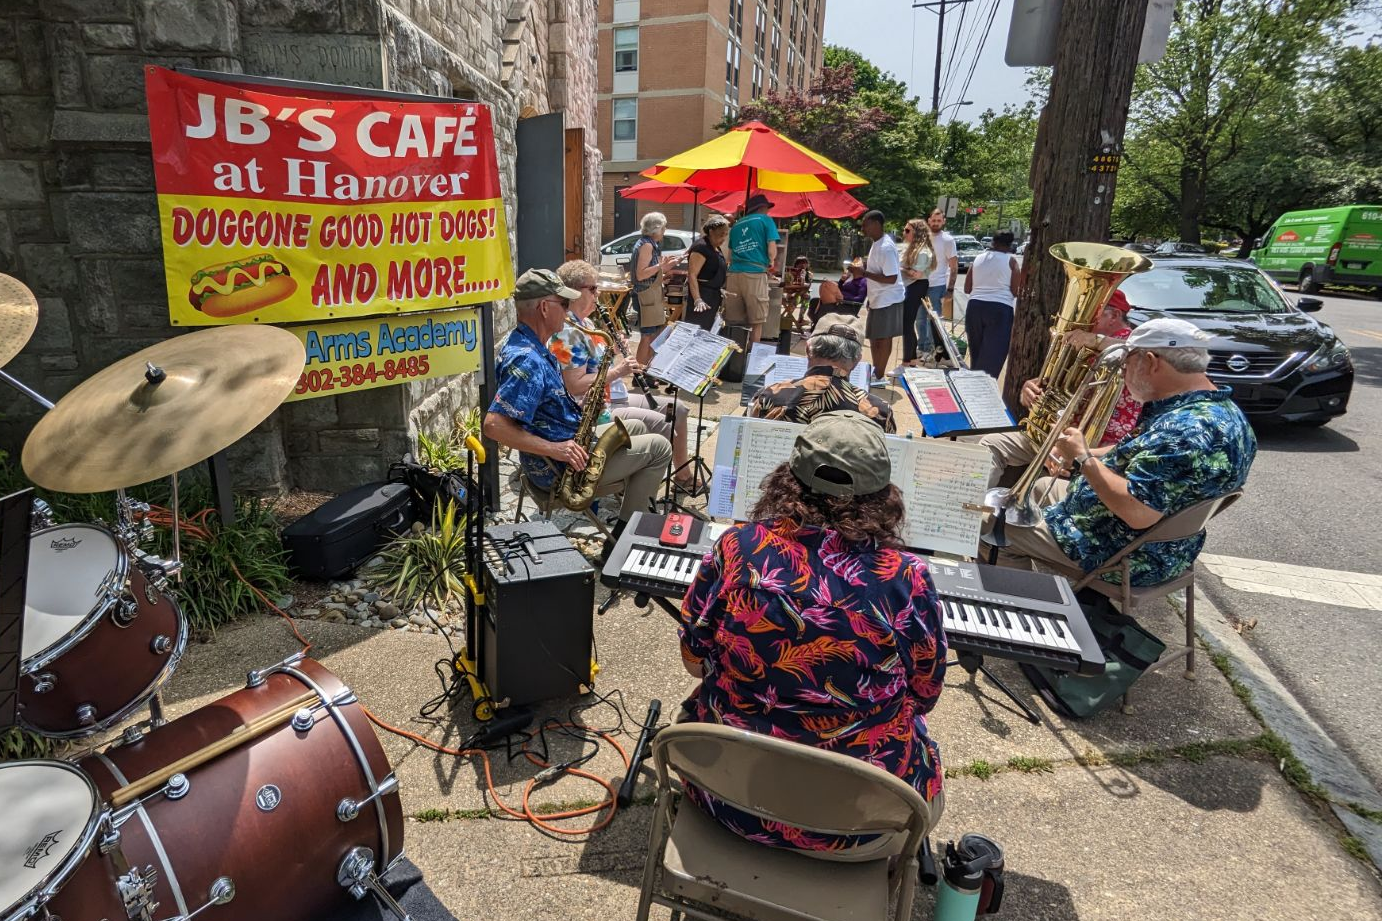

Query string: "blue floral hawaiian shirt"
[[488, 323, 582, 489], [1044, 388, 1256, 587], [679, 517, 946, 851]]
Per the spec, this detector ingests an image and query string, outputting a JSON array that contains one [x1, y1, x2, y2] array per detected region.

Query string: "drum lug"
[[164, 772, 190, 800], [31, 497, 55, 530], [291, 707, 315, 732], [337, 773, 399, 823], [111, 596, 139, 627], [30, 671, 56, 694], [116, 864, 160, 921], [151, 635, 173, 655], [338, 846, 410, 921], [120, 723, 148, 747], [174, 876, 235, 921], [75, 703, 98, 726]]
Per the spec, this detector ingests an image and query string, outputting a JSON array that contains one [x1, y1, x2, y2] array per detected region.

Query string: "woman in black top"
[[686, 214, 730, 331]]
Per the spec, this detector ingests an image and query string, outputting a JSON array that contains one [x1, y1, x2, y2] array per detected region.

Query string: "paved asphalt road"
[[827, 275, 1379, 795], [1191, 289, 1382, 794]]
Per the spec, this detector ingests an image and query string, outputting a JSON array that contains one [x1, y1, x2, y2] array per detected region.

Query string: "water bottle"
[[933, 834, 1005, 920], [933, 845, 983, 921]]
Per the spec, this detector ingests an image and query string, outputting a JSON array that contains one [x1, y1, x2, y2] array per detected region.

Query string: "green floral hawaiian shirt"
[[1044, 388, 1255, 586]]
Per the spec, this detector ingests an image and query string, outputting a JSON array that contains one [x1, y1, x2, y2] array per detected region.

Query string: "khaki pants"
[[981, 476, 1080, 574], [592, 419, 673, 522], [979, 429, 1037, 489], [723, 272, 769, 325]]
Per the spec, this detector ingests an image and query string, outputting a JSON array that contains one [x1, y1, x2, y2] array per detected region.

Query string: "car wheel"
[[1298, 268, 1319, 294]]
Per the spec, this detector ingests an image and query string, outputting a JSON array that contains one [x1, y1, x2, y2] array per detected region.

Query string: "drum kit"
[[0, 275, 409, 921]]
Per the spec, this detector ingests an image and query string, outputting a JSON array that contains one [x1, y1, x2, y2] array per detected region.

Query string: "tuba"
[[986, 242, 1151, 533], [554, 326, 631, 511]]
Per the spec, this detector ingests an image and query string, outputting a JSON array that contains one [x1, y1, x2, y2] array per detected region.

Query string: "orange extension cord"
[[147, 504, 628, 835]]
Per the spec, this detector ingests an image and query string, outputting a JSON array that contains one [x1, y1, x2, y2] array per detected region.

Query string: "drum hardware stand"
[[951, 651, 1041, 726], [460, 438, 497, 721], [338, 846, 412, 921]]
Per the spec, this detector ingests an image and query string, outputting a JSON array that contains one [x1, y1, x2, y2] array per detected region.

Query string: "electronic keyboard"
[[600, 513, 1104, 675]]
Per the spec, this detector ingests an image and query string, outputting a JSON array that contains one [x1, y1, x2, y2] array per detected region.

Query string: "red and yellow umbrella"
[[704, 188, 867, 220], [640, 121, 867, 194]]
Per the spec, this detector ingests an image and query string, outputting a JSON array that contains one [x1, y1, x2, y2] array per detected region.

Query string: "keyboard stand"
[[951, 651, 1042, 725], [665, 387, 713, 520]]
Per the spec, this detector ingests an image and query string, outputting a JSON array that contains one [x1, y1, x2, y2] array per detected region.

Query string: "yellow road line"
[[1347, 328, 1382, 342]]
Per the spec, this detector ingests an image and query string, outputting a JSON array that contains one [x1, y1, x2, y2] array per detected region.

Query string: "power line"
[[939, 0, 994, 111], [938, 0, 971, 101], [950, 0, 1001, 124]]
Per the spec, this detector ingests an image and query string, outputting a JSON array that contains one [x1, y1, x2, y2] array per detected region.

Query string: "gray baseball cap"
[[789, 411, 892, 498], [514, 268, 580, 302]]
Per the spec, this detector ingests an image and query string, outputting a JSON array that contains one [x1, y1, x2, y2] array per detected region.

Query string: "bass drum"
[[45, 657, 404, 921], [20, 523, 186, 738]]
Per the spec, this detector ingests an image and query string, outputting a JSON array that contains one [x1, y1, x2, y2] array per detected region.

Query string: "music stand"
[[665, 386, 714, 519], [0, 489, 33, 729]]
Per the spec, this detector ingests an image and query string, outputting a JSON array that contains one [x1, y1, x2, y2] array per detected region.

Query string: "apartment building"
[[597, 0, 828, 239]]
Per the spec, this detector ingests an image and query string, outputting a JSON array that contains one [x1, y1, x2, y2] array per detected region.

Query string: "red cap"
[[1106, 290, 1131, 312]]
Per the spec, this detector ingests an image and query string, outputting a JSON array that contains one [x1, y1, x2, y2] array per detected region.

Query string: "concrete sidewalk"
[[139, 333, 1380, 920]]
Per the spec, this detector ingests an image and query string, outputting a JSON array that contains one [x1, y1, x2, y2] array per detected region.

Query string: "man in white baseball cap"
[[986, 315, 1257, 590]]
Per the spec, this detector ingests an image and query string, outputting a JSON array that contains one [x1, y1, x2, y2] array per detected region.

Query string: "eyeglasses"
[[580, 284, 599, 293]]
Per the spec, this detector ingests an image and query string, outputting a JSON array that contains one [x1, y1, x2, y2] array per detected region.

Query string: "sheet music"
[[902, 367, 961, 415], [710, 314, 724, 336], [731, 419, 802, 520], [713, 416, 991, 556], [762, 355, 809, 387], [901, 440, 991, 554], [948, 371, 1014, 428], [745, 342, 777, 377], [648, 323, 735, 395]]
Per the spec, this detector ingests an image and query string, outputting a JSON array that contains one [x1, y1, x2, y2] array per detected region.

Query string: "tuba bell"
[[985, 242, 1152, 535]]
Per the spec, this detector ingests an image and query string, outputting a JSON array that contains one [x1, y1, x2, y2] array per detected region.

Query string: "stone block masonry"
[[0, 0, 601, 495]]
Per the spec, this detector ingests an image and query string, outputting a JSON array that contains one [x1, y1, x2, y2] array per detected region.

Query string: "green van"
[[1252, 205, 1382, 296]]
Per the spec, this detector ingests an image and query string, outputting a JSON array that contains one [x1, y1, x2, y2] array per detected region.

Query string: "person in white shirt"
[[860, 210, 905, 388], [963, 231, 1020, 378], [926, 208, 959, 350]]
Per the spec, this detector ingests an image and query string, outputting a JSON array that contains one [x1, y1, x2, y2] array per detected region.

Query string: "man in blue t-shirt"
[[724, 194, 780, 344]]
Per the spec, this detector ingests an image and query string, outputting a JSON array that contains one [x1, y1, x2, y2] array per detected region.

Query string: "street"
[[1193, 289, 1382, 794]]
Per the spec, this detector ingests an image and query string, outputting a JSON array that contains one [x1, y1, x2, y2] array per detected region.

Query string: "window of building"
[[614, 27, 638, 73], [725, 37, 741, 101], [754, 3, 767, 59], [751, 61, 763, 98], [771, 23, 780, 68], [729, 0, 744, 36], [613, 97, 637, 141]]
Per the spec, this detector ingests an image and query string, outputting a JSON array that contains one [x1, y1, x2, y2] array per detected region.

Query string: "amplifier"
[[479, 521, 594, 707]]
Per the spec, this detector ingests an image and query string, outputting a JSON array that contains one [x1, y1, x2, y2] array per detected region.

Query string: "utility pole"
[[914, 0, 974, 116], [1002, 0, 1151, 411]]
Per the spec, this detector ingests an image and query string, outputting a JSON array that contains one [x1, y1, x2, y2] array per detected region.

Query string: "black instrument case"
[[281, 482, 412, 580]]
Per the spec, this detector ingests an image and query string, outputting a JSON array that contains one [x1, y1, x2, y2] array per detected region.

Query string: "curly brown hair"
[[751, 464, 907, 548]]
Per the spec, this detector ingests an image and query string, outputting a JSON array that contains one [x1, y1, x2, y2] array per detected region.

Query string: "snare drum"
[[41, 657, 404, 921], [20, 524, 186, 738]]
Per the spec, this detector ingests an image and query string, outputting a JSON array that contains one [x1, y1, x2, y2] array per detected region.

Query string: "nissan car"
[[1119, 257, 1353, 426]]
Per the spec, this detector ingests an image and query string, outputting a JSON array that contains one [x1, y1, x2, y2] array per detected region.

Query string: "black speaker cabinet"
[[479, 522, 595, 707]]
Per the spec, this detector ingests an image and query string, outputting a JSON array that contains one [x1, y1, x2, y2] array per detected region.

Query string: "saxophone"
[[555, 325, 631, 510]]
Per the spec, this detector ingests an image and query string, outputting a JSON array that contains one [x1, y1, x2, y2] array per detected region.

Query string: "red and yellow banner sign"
[[285, 307, 481, 402], [145, 67, 513, 326]]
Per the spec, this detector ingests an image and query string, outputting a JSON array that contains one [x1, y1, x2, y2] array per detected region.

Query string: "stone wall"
[[0, 0, 601, 494]]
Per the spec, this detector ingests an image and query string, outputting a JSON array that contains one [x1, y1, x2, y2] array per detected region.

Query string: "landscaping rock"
[[376, 601, 401, 619], [363, 592, 380, 604], [299, 608, 321, 620], [390, 617, 408, 629], [409, 613, 430, 628], [321, 610, 346, 625], [275, 594, 294, 610]]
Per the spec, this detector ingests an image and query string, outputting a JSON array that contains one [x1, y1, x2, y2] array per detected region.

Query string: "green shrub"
[[0, 726, 56, 761], [377, 500, 467, 610]]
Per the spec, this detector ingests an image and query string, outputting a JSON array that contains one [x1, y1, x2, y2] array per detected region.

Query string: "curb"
[[1178, 587, 1382, 868]]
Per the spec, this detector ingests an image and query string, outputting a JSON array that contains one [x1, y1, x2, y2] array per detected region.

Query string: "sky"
[[823, 0, 1035, 126], [823, 1, 1382, 126]]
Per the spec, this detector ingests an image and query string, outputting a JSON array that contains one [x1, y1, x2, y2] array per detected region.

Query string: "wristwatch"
[[1071, 453, 1092, 475]]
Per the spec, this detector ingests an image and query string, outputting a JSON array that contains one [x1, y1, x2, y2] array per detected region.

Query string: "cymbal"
[[22, 326, 306, 493], [0, 274, 40, 369]]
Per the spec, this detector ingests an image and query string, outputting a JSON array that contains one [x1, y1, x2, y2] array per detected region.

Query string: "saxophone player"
[[483, 269, 673, 557]]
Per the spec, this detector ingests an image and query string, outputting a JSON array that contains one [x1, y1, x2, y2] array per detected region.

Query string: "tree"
[[1004, 0, 1150, 412], [1298, 43, 1382, 204], [940, 103, 1039, 234], [730, 46, 942, 223], [1129, 0, 1353, 244]]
